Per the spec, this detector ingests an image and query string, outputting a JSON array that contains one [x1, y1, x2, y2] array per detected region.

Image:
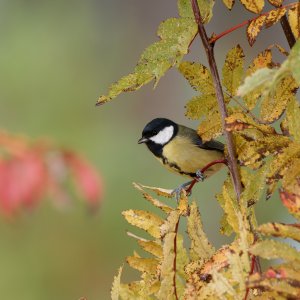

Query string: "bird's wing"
[[179, 125, 224, 153]]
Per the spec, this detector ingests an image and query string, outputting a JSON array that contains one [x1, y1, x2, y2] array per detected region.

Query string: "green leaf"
[[284, 97, 300, 143], [250, 239, 300, 262], [222, 45, 245, 96], [286, 38, 300, 83], [258, 223, 300, 242], [97, 17, 197, 104], [187, 201, 215, 261], [197, 108, 222, 141]]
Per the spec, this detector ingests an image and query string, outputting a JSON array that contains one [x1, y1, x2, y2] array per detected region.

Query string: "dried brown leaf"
[[268, 0, 283, 7], [265, 7, 286, 28], [280, 189, 300, 220], [127, 256, 159, 274], [138, 240, 163, 258], [136, 183, 173, 198], [222, 0, 235, 10]]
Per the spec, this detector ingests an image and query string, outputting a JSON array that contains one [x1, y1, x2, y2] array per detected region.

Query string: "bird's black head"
[[138, 118, 178, 156]]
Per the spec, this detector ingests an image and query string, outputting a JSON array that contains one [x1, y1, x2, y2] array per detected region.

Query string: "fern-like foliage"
[[99, 0, 300, 299]]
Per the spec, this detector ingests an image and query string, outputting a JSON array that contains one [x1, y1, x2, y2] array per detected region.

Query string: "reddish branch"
[[190, 0, 242, 199], [209, 2, 298, 45], [186, 159, 227, 194]]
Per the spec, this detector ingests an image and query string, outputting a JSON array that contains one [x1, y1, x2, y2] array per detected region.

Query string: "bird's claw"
[[171, 181, 193, 202]]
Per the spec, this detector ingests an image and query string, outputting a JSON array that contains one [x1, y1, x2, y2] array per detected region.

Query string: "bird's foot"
[[172, 180, 193, 202], [195, 170, 206, 182]]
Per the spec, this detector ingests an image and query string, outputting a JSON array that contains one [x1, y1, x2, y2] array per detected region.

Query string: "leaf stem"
[[190, 0, 242, 200], [209, 2, 298, 44]]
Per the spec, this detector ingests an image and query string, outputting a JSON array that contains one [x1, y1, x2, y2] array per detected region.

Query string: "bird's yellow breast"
[[159, 135, 224, 178]]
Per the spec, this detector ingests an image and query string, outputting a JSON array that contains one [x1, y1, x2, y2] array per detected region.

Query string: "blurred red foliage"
[[0, 131, 103, 215]]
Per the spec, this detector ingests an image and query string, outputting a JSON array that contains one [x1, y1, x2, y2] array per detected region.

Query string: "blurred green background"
[[0, 1, 294, 299]]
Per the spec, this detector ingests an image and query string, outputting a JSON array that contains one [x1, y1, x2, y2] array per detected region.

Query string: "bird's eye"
[[152, 130, 158, 135]]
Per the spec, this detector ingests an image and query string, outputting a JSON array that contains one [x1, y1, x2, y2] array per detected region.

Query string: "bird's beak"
[[138, 137, 148, 144]]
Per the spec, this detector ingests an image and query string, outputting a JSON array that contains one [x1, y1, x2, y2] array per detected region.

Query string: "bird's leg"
[[172, 180, 194, 202]]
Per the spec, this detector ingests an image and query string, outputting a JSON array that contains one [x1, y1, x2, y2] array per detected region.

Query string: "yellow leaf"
[[157, 210, 180, 299], [225, 112, 275, 134], [288, 4, 300, 38], [138, 240, 163, 258], [284, 97, 300, 143], [222, 45, 245, 96], [179, 61, 215, 95], [187, 201, 215, 261], [258, 222, 300, 242], [250, 239, 300, 262], [111, 266, 123, 300], [243, 49, 273, 109], [127, 256, 159, 274], [222, 0, 235, 10], [240, 0, 264, 14], [282, 157, 300, 198], [268, 0, 283, 7], [247, 15, 267, 46], [185, 94, 218, 120], [133, 183, 173, 213], [260, 76, 298, 123], [197, 109, 222, 141], [122, 209, 164, 238], [136, 183, 173, 198], [265, 7, 286, 28]]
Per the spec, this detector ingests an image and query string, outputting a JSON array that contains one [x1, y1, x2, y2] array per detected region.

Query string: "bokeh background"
[[0, 1, 296, 299]]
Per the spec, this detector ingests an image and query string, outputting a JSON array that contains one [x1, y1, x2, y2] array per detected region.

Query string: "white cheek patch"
[[150, 125, 174, 145]]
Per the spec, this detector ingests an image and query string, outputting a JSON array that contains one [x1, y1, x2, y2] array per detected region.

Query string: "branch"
[[210, 2, 298, 44], [190, 0, 242, 200], [280, 14, 296, 48]]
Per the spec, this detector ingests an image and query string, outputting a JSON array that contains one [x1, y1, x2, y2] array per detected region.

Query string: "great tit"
[[138, 118, 225, 194]]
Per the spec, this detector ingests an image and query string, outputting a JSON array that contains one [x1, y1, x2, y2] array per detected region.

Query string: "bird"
[[138, 118, 226, 197]]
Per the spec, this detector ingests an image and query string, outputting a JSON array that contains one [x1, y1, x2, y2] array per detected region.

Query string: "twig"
[[280, 14, 296, 48], [173, 218, 180, 300], [186, 159, 228, 194], [209, 2, 298, 44], [190, 0, 242, 200]]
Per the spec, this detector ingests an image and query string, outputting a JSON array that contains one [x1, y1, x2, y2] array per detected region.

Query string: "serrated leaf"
[[250, 239, 300, 262], [222, 0, 235, 10], [122, 209, 164, 238], [225, 112, 275, 134], [286, 38, 300, 83], [284, 97, 300, 143], [258, 223, 300, 242], [127, 256, 159, 274], [280, 189, 300, 220], [197, 109, 222, 141], [288, 4, 300, 39], [138, 240, 163, 258], [222, 45, 245, 96], [260, 76, 298, 123], [243, 49, 273, 109], [240, 0, 264, 13], [157, 210, 180, 299], [265, 7, 286, 28], [185, 94, 218, 120], [179, 61, 215, 95], [237, 68, 276, 97], [136, 183, 173, 198], [111, 266, 123, 300], [97, 17, 197, 104], [268, 0, 283, 7], [187, 201, 215, 261], [133, 182, 173, 213], [247, 15, 267, 46], [178, 0, 215, 23]]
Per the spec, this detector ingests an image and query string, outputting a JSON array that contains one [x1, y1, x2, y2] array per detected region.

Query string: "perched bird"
[[138, 118, 225, 195]]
